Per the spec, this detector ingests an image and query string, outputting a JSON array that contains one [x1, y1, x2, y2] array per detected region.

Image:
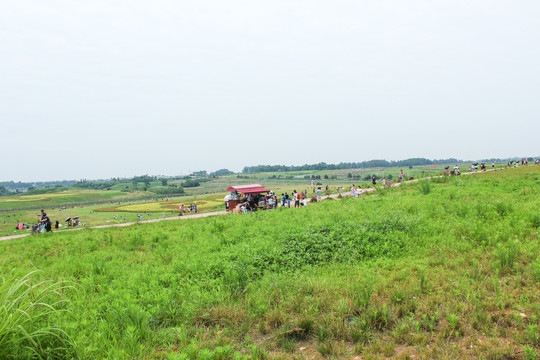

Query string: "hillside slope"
[[0, 166, 539, 359]]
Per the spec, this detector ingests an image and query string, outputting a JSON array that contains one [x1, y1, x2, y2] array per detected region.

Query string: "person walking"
[[351, 184, 356, 197], [316, 187, 322, 202]]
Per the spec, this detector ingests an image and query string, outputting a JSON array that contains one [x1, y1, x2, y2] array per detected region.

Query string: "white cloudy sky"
[[1, 1, 539, 181]]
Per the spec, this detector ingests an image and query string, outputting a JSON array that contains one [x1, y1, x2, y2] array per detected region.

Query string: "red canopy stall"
[[226, 184, 269, 194], [225, 184, 269, 212]]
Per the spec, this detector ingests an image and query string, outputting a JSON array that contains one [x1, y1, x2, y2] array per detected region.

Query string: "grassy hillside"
[[0, 166, 538, 359]]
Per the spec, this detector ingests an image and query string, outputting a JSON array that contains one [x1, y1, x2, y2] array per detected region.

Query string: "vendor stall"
[[225, 184, 270, 213]]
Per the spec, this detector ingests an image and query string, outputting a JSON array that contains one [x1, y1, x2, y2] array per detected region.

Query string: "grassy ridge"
[[0, 166, 538, 359]]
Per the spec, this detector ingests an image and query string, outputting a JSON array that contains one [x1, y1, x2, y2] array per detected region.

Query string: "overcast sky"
[[1, 1, 539, 182]]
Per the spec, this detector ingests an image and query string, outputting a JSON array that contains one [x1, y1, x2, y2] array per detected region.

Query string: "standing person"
[[267, 195, 274, 209], [399, 169, 404, 182], [223, 194, 230, 211], [193, 203, 197, 213], [294, 190, 300, 208], [356, 185, 362, 198], [281, 193, 286, 207], [45, 218, 52, 232], [372, 175, 377, 186], [351, 184, 356, 197], [492, 162, 495, 169], [382, 178, 386, 187], [37, 210, 47, 222], [316, 187, 322, 202], [38, 210, 49, 226], [286, 193, 291, 208]]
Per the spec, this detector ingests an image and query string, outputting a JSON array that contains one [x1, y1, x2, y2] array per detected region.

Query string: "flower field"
[[0, 190, 144, 211], [95, 195, 225, 213]]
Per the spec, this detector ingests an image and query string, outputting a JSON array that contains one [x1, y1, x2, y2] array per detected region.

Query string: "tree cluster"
[[242, 158, 460, 173]]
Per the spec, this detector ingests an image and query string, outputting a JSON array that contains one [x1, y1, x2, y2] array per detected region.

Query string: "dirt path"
[[0, 168, 501, 242]]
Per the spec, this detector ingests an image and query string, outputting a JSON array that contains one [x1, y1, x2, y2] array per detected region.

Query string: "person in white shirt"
[[316, 187, 322, 202], [351, 185, 356, 197]]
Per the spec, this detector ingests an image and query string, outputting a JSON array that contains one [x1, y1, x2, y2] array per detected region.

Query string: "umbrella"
[[473, 162, 478, 166], [65, 217, 71, 222], [73, 216, 79, 219], [444, 166, 450, 170]]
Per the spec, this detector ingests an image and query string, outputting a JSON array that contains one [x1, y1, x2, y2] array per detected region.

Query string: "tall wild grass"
[[0, 271, 73, 359]]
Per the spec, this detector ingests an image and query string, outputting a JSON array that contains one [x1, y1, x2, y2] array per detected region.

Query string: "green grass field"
[[245, 163, 506, 182], [0, 165, 538, 359]]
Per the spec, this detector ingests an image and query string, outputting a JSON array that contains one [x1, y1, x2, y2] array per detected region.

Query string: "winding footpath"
[[0, 168, 502, 242]]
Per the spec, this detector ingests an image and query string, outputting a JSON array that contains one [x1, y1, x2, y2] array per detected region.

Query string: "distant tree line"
[[242, 158, 461, 173], [0, 180, 77, 191], [209, 169, 233, 177]]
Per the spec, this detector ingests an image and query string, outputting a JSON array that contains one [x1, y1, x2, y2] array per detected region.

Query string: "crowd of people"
[[225, 185, 372, 214], [14, 210, 84, 234], [178, 203, 197, 214], [224, 190, 313, 213]]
